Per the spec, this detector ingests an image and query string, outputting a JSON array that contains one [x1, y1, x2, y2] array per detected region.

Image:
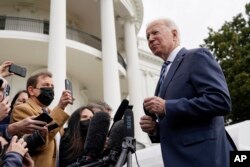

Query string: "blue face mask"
[[37, 87, 54, 106]]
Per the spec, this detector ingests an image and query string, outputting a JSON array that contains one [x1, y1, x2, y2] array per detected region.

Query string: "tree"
[[202, 3, 250, 124]]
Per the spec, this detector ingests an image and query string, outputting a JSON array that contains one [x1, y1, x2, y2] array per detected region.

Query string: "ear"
[[27, 86, 35, 96], [172, 29, 178, 39]]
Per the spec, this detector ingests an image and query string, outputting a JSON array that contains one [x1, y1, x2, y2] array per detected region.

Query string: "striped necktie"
[[159, 61, 171, 87]]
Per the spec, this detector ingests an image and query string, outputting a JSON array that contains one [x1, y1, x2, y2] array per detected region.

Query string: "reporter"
[[0, 77, 46, 139], [10, 71, 72, 167], [59, 106, 94, 167]]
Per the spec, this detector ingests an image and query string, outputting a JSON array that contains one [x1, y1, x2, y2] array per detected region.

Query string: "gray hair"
[[147, 18, 181, 44]]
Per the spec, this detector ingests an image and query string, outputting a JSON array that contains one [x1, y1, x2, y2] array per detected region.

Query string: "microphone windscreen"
[[84, 111, 110, 159], [124, 109, 134, 137], [107, 120, 125, 152], [113, 99, 129, 122]]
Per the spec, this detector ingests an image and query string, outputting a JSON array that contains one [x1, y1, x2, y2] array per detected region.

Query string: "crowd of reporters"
[[0, 60, 114, 167]]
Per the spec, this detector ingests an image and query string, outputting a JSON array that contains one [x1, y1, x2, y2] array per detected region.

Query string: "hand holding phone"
[[3, 84, 10, 98], [47, 122, 59, 131], [34, 112, 53, 124], [65, 79, 73, 104], [8, 64, 27, 78]]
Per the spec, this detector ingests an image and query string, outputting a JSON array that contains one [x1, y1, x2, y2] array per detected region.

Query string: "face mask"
[[37, 87, 54, 106], [80, 119, 90, 135]]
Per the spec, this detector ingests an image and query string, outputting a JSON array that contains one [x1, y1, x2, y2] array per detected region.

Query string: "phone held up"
[[8, 64, 27, 78], [3, 84, 10, 99], [65, 79, 73, 104]]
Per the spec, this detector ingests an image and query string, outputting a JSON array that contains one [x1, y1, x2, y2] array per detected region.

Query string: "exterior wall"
[[0, 0, 161, 147]]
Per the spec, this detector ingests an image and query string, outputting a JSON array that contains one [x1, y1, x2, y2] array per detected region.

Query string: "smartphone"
[[3, 84, 10, 98], [8, 64, 27, 77], [47, 122, 59, 131], [34, 112, 53, 124], [65, 79, 73, 104]]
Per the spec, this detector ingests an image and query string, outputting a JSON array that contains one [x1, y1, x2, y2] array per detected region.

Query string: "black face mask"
[[37, 87, 54, 106], [80, 120, 90, 135]]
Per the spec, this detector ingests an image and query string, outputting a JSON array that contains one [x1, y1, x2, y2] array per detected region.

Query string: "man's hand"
[[0, 136, 8, 148], [0, 61, 13, 78], [139, 115, 157, 135], [22, 153, 34, 167], [0, 96, 10, 121], [57, 90, 73, 110], [6, 136, 28, 157], [8, 116, 47, 136], [144, 96, 166, 115]]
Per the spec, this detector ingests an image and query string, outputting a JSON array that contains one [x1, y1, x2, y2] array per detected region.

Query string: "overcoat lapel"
[[158, 48, 187, 97]]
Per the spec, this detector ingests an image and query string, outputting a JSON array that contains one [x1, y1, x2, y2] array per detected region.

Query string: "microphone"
[[108, 99, 129, 136], [81, 120, 125, 167], [81, 110, 135, 167], [82, 111, 110, 164], [107, 120, 125, 164], [124, 109, 134, 138], [113, 99, 129, 122], [115, 109, 136, 167], [108, 120, 125, 150]]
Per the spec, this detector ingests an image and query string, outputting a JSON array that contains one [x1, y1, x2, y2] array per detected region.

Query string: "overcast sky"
[[138, 0, 249, 48]]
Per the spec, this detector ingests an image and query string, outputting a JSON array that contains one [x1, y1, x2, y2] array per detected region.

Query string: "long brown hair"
[[62, 106, 93, 163]]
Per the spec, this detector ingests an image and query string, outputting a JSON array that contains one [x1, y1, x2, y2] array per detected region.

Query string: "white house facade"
[[0, 0, 163, 148]]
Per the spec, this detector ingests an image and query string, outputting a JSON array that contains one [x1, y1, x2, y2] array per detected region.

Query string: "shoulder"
[[183, 47, 215, 62], [185, 47, 212, 56], [11, 99, 40, 122]]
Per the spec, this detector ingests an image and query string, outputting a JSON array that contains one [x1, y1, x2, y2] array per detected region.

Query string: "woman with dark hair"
[[0, 90, 27, 124], [59, 106, 94, 167]]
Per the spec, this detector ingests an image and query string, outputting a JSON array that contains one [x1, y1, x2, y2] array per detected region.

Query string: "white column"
[[124, 19, 148, 145], [48, 0, 66, 108], [100, 0, 121, 111]]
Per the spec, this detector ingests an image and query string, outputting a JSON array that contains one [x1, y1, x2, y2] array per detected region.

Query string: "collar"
[[26, 98, 43, 114], [167, 46, 182, 63]]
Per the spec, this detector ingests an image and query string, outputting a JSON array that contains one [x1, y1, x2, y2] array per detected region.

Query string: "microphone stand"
[[80, 150, 120, 167], [67, 156, 92, 167], [81, 156, 109, 167], [115, 137, 136, 167]]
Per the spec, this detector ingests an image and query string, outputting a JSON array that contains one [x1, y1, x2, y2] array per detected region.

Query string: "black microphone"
[[81, 120, 125, 167], [108, 120, 125, 151], [107, 120, 125, 164], [108, 99, 129, 136], [113, 99, 129, 122], [83, 111, 110, 163], [115, 109, 136, 167], [124, 109, 134, 138]]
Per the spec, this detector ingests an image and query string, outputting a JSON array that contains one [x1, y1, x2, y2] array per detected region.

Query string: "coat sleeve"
[[2, 152, 23, 167], [32, 106, 69, 152]]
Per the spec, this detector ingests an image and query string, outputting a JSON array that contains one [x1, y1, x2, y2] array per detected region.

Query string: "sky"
[[138, 0, 249, 49]]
